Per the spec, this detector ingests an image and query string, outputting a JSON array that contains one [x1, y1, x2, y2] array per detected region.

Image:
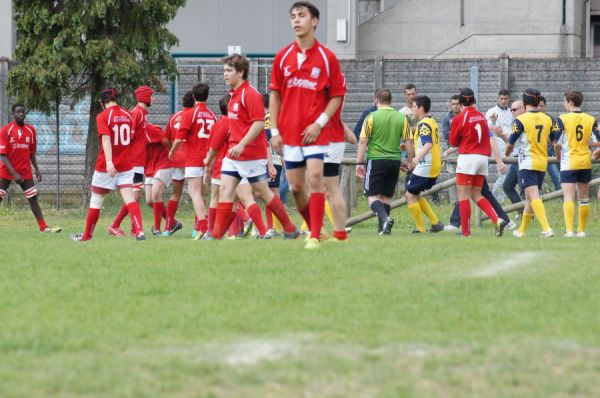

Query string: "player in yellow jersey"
[[554, 90, 599, 237], [506, 88, 560, 238], [405, 95, 444, 233]]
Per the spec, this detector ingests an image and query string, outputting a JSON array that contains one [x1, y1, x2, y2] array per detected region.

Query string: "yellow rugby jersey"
[[508, 111, 557, 172], [555, 112, 599, 170], [412, 116, 442, 178]]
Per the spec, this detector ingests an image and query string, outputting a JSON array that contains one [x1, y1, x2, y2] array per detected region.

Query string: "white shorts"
[[133, 166, 144, 175], [456, 154, 489, 176], [153, 168, 172, 187], [324, 142, 346, 164], [221, 157, 268, 180], [185, 166, 204, 178], [144, 176, 154, 185], [91, 169, 134, 192], [213, 177, 249, 186], [172, 168, 185, 181], [284, 145, 328, 165]]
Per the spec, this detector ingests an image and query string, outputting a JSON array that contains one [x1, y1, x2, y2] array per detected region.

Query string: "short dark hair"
[[459, 88, 476, 106], [450, 95, 460, 102], [262, 93, 270, 109], [375, 88, 392, 104], [222, 54, 249, 80], [192, 82, 209, 102], [182, 91, 194, 108], [404, 84, 416, 92], [522, 88, 541, 107], [218, 95, 230, 116], [498, 89, 510, 97], [414, 95, 431, 113], [290, 1, 320, 19], [564, 91, 583, 107], [538, 95, 546, 104], [11, 103, 25, 113]]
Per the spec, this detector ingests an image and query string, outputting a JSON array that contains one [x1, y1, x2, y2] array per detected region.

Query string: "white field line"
[[469, 252, 540, 278]]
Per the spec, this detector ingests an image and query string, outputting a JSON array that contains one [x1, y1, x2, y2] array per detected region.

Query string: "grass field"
[[1, 199, 600, 397]]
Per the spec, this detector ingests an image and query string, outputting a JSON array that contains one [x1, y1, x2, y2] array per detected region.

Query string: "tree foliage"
[[7, 0, 186, 200]]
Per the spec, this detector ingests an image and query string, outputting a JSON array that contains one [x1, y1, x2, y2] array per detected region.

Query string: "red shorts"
[[456, 173, 485, 187]]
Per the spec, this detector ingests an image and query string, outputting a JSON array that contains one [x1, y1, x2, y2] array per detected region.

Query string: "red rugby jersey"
[[269, 39, 347, 146], [449, 106, 492, 156], [208, 116, 229, 179], [165, 109, 188, 169], [227, 81, 267, 161], [0, 121, 37, 180], [328, 94, 346, 143], [176, 102, 217, 167], [95, 105, 134, 173], [129, 104, 149, 168], [145, 123, 170, 177]]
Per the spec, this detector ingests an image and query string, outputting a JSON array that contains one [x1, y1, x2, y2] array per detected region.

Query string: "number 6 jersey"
[[554, 112, 599, 171], [95, 105, 134, 173]]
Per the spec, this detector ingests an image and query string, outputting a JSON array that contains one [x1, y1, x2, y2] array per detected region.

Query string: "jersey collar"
[[230, 80, 250, 96], [293, 39, 321, 55]]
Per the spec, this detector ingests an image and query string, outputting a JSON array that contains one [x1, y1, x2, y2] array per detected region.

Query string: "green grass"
[[1, 199, 600, 397]]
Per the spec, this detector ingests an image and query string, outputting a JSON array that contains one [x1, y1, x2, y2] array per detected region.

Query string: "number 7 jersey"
[[509, 110, 558, 172], [95, 105, 134, 173]]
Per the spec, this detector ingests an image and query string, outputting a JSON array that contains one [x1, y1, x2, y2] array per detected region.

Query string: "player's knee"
[[89, 192, 105, 209]]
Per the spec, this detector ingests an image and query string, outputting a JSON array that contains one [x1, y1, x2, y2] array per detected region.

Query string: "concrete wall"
[[168, 0, 328, 55], [358, 0, 586, 59], [0, 2, 13, 58]]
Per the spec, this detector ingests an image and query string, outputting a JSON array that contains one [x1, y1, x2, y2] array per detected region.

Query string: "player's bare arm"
[[505, 143, 514, 157], [30, 153, 42, 182], [490, 138, 507, 174], [228, 120, 265, 158], [269, 91, 283, 155], [101, 135, 117, 176], [410, 142, 432, 171], [343, 122, 358, 145], [356, 136, 368, 178], [169, 139, 183, 160], [0, 154, 23, 183], [301, 96, 342, 145]]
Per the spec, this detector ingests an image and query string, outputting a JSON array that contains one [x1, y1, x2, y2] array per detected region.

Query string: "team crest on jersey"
[[25, 137, 30, 143], [283, 66, 292, 77], [233, 102, 239, 111], [311, 67, 321, 79]]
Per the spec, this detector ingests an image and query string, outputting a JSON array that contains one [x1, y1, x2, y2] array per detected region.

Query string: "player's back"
[[557, 112, 597, 170], [514, 111, 553, 171], [414, 116, 442, 178], [167, 110, 188, 168], [450, 107, 490, 156], [129, 104, 149, 168], [96, 105, 134, 172]]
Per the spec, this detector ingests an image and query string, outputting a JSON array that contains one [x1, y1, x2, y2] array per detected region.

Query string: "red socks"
[[208, 207, 217, 233], [195, 217, 208, 234], [111, 204, 129, 228], [299, 205, 311, 229], [166, 200, 179, 230], [459, 199, 471, 237], [265, 206, 273, 229], [153, 202, 165, 231], [82, 208, 101, 240], [127, 202, 144, 236], [333, 230, 347, 240], [267, 196, 296, 233], [476, 198, 499, 224], [247, 203, 267, 236], [37, 218, 48, 231], [309, 192, 325, 240], [212, 202, 234, 239]]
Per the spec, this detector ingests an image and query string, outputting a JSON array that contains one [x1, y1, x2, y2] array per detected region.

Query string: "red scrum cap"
[[135, 86, 154, 105]]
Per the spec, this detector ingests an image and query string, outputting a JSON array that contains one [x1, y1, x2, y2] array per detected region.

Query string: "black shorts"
[[560, 169, 591, 184], [133, 172, 144, 184], [519, 169, 544, 189], [406, 174, 437, 195], [364, 159, 401, 197], [268, 164, 283, 188], [324, 162, 341, 177]]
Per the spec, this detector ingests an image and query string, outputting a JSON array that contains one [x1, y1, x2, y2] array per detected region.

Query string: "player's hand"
[[497, 160, 508, 175], [356, 164, 365, 179], [203, 170, 211, 185], [203, 157, 210, 167], [106, 161, 117, 177], [490, 113, 498, 123], [268, 164, 277, 180], [301, 123, 321, 145], [34, 170, 42, 182], [228, 144, 245, 159], [168, 150, 174, 160], [408, 159, 418, 171]]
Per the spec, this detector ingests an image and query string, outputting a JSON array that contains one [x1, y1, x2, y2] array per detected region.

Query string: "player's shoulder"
[[274, 42, 296, 61]]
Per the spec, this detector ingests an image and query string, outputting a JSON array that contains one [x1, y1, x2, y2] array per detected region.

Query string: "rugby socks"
[[458, 199, 471, 236], [299, 205, 311, 229], [265, 206, 274, 229], [418, 197, 439, 224], [111, 204, 129, 228], [476, 198, 499, 224], [153, 202, 165, 231], [166, 200, 179, 230], [518, 212, 534, 234], [212, 202, 234, 239], [228, 215, 241, 237], [578, 200, 590, 233], [208, 207, 217, 233], [195, 217, 208, 234], [266, 196, 296, 233], [531, 199, 551, 231], [126, 202, 144, 236], [408, 203, 426, 233], [325, 200, 335, 226], [383, 203, 391, 216], [563, 201, 575, 233], [333, 229, 347, 241], [370, 200, 388, 232], [309, 192, 325, 240], [247, 203, 267, 236], [82, 208, 101, 240], [36, 218, 48, 231]]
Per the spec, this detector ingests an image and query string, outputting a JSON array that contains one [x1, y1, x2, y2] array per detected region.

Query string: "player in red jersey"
[[145, 123, 172, 235], [0, 104, 60, 233], [162, 91, 194, 237], [108, 86, 154, 236], [207, 54, 299, 240], [449, 88, 506, 238], [269, 1, 346, 249], [169, 82, 216, 239], [72, 88, 145, 241]]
